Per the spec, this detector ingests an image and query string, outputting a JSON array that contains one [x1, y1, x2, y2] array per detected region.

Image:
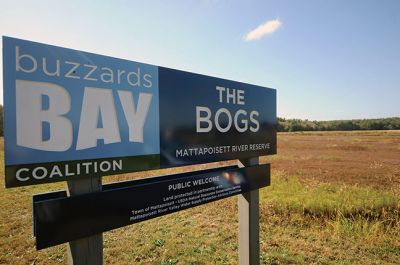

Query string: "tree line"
[[0, 104, 398, 136], [277, 117, 400, 132]]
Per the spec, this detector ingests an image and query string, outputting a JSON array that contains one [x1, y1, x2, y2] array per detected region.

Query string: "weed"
[[154, 239, 166, 248], [156, 258, 178, 265], [319, 155, 342, 161]]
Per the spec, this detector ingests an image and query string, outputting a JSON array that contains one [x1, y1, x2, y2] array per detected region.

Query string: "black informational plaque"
[[33, 164, 270, 249]]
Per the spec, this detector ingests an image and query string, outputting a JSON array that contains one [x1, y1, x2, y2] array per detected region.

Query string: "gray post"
[[238, 157, 260, 265], [67, 177, 103, 265]]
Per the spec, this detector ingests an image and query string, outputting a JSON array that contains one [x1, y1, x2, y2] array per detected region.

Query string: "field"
[[0, 131, 399, 264]]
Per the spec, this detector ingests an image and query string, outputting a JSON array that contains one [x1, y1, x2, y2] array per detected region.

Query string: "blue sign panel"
[[3, 37, 276, 187], [3, 37, 160, 186], [159, 67, 276, 167]]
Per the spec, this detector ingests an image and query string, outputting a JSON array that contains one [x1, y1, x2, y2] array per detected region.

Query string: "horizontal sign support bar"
[[33, 164, 270, 249]]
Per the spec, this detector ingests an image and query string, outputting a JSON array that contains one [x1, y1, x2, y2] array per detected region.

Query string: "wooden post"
[[67, 177, 103, 265], [238, 157, 260, 265]]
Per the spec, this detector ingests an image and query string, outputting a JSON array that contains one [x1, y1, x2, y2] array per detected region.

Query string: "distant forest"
[[0, 104, 398, 136], [277, 117, 400, 132]]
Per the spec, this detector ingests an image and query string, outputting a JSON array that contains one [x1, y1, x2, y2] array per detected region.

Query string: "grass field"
[[0, 131, 399, 264]]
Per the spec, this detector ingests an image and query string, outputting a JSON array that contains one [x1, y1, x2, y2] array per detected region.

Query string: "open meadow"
[[0, 131, 399, 264]]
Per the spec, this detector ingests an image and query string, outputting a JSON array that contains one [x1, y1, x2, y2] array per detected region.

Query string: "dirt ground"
[[261, 131, 400, 193]]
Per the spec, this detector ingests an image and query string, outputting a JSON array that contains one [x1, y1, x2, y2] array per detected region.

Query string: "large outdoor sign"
[[3, 37, 276, 187]]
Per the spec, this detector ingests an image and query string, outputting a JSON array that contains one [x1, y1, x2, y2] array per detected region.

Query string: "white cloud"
[[244, 19, 282, 41]]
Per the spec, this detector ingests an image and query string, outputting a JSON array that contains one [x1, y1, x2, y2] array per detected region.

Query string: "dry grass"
[[0, 131, 400, 264], [263, 130, 400, 194]]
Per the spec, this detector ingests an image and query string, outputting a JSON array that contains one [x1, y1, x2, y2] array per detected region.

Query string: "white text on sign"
[[196, 86, 259, 133]]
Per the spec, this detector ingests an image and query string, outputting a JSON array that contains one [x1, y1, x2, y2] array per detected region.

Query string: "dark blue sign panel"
[[33, 164, 270, 249], [3, 36, 276, 187], [159, 67, 276, 167]]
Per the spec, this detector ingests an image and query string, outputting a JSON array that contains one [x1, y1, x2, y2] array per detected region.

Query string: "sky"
[[1, 0, 399, 120]]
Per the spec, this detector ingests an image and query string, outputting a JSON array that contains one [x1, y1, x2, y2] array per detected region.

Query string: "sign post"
[[239, 157, 260, 265], [66, 177, 103, 265], [3, 36, 277, 264]]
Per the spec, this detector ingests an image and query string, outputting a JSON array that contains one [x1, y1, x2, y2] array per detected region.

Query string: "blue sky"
[[1, 0, 399, 120]]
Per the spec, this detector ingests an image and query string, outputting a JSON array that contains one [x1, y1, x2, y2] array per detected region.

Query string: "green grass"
[[258, 171, 400, 264], [0, 169, 399, 264], [263, 171, 399, 219]]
